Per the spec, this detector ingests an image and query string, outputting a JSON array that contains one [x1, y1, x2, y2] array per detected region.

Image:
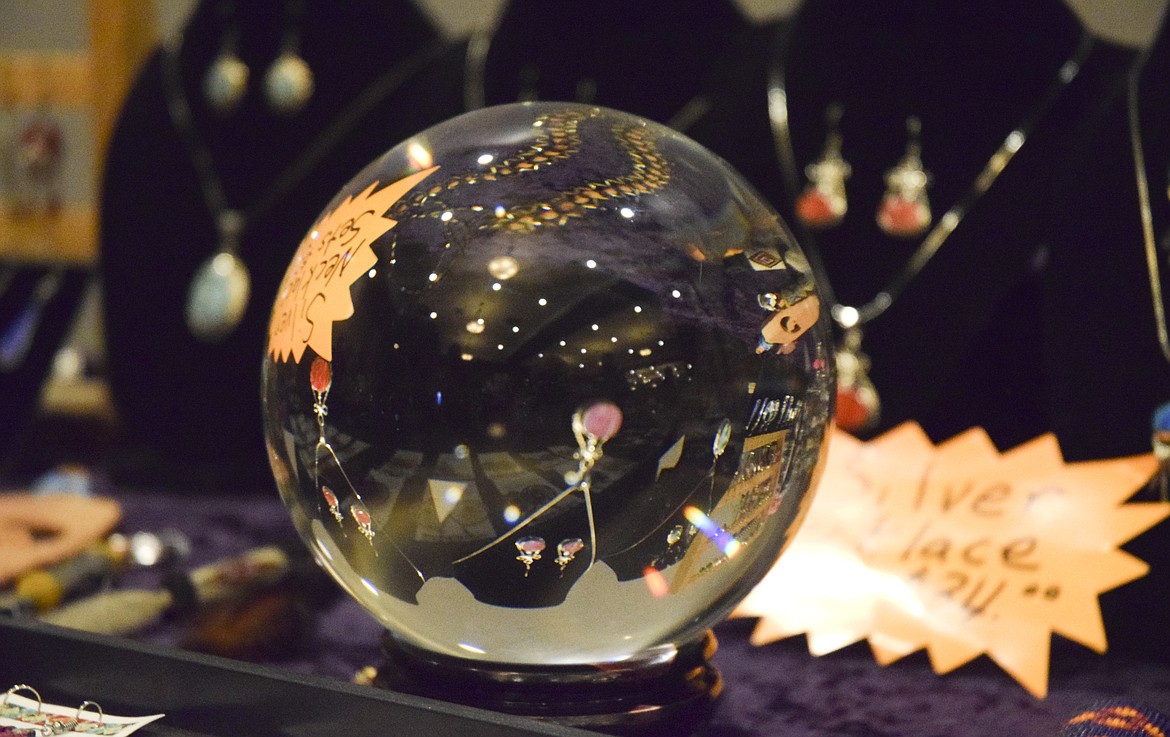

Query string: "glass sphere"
[[261, 102, 833, 668]]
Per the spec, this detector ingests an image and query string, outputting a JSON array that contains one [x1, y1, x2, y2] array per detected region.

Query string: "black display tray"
[[0, 618, 596, 737]]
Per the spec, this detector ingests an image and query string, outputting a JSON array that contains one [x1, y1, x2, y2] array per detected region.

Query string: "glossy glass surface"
[[261, 102, 833, 667]]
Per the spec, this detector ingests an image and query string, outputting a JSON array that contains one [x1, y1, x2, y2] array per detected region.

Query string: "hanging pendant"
[[876, 116, 932, 238], [265, 51, 314, 115], [265, 0, 313, 115], [834, 328, 880, 434], [795, 104, 850, 230], [203, 50, 248, 115], [186, 209, 252, 341]]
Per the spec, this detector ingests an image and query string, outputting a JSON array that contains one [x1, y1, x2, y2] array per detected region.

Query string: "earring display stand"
[[99, 0, 467, 491], [766, 0, 1128, 450]]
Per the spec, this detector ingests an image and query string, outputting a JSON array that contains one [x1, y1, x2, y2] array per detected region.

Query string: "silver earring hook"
[[75, 701, 104, 727], [2, 685, 43, 713]]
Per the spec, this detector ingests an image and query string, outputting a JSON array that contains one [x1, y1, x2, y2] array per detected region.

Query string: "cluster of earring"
[[796, 109, 933, 239], [1, 685, 104, 737], [202, 2, 315, 116], [515, 536, 585, 576]]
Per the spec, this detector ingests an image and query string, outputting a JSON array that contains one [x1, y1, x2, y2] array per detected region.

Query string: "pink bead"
[[310, 357, 332, 394], [582, 401, 623, 441]]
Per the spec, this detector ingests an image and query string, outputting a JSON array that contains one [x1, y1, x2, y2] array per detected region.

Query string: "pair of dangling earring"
[[201, 2, 315, 116], [795, 105, 933, 239]]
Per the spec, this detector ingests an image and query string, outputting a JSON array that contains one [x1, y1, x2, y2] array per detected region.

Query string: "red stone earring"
[[876, 116, 932, 238], [795, 104, 850, 229]]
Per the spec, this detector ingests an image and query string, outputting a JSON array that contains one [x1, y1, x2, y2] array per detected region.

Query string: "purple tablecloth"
[[100, 489, 1170, 736]]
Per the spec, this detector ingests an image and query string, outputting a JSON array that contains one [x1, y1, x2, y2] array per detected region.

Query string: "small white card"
[[0, 690, 163, 737]]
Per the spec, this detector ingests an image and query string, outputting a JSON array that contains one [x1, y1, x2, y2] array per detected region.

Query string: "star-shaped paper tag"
[[268, 167, 438, 364], [732, 423, 1169, 697]]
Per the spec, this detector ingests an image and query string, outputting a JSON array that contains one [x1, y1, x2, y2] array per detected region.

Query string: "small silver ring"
[[76, 700, 104, 726], [2, 685, 43, 713]]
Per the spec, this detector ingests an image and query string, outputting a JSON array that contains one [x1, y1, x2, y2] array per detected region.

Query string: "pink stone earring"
[[795, 103, 850, 229], [876, 116, 932, 238]]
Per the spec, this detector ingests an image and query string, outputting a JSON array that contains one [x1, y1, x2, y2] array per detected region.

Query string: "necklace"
[[1126, 48, 1170, 500], [767, 29, 1095, 433], [160, 29, 450, 342]]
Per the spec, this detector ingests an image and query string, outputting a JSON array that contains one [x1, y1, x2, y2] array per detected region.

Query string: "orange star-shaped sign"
[[268, 167, 438, 364], [733, 423, 1170, 698]]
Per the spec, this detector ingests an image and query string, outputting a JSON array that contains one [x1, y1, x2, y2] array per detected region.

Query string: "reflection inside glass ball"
[[261, 102, 833, 667]]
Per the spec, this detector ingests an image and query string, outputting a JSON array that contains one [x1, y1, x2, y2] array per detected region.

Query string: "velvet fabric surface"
[[74, 488, 1170, 737]]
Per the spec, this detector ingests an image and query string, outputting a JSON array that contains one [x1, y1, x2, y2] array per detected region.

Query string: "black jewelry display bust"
[[771, 0, 1134, 452], [1043, 8, 1170, 663], [99, 0, 467, 491], [1044, 9, 1170, 463]]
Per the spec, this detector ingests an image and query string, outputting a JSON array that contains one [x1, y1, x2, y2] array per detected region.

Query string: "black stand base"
[[374, 630, 722, 736]]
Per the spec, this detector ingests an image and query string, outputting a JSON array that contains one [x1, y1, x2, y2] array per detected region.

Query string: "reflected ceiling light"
[[428, 272, 440, 282], [492, 282, 502, 291], [620, 207, 635, 219], [671, 289, 681, 298], [503, 504, 521, 523], [461, 353, 473, 361], [477, 153, 495, 165], [488, 256, 519, 280], [639, 348, 652, 356], [466, 321, 485, 334], [406, 140, 432, 168], [585, 259, 597, 269]]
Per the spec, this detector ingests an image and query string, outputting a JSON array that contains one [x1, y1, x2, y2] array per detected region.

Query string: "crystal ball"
[[261, 102, 833, 668]]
